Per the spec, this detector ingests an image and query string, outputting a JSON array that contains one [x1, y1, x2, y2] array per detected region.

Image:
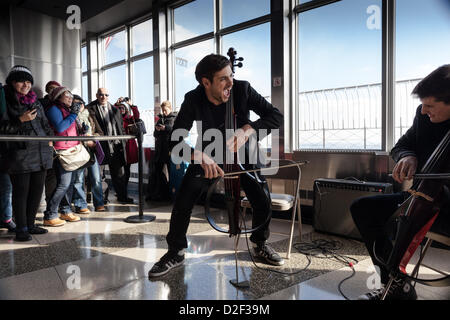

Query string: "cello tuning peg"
[[237, 57, 244, 61], [236, 62, 243, 68]]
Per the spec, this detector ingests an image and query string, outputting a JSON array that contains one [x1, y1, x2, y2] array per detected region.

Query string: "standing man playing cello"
[[351, 64, 450, 300], [148, 53, 284, 278]]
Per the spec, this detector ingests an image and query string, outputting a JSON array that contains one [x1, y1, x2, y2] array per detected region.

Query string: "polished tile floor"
[[0, 196, 448, 300]]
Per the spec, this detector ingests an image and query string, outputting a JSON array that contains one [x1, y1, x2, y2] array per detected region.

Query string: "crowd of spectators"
[[0, 65, 148, 242]]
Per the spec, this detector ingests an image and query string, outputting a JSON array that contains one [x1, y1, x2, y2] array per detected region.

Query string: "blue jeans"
[[72, 158, 103, 209], [44, 160, 74, 220], [0, 173, 12, 222]]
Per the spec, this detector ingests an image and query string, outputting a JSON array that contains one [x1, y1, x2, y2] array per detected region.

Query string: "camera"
[[70, 101, 82, 114], [123, 97, 130, 102], [81, 122, 90, 135]]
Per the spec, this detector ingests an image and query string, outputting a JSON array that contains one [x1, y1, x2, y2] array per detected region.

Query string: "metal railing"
[[297, 78, 422, 150], [0, 134, 154, 223]]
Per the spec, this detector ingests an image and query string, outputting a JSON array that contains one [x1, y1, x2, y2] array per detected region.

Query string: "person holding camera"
[[69, 95, 106, 213], [44, 86, 83, 226], [0, 65, 54, 241], [115, 97, 140, 194]]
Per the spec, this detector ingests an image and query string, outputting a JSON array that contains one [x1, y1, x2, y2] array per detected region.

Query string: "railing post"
[[124, 131, 156, 223]]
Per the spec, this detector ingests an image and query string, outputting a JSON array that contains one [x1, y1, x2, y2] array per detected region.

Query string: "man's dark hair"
[[412, 64, 450, 104], [195, 54, 231, 86]]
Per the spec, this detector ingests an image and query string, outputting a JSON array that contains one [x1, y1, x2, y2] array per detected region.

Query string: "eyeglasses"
[[98, 94, 109, 97], [63, 92, 73, 99]]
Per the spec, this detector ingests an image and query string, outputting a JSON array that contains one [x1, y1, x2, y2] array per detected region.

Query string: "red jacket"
[[120, 105, 140, 164]]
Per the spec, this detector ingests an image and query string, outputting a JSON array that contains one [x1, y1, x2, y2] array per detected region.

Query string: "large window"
[[222, 0, 270, 28], [222, 23, 272, 148], [104, 29, 127, 65], [131, 19, 153, 56], [173, 0, 214, 43], [174, 40, 214, 109], [296, 0, 382, 150], [104, 65, 127, 104], [81, 74, 88, 104], [171, 0, 272, 150], [81, 45, 88, 102], [97, 19, 155, 147], [394, 0, 450, 143], [132, 57, 155, 146]]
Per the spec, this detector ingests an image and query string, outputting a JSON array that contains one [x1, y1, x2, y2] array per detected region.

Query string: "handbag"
[[55, 143, 94, 172], [127, 118, 147, 136]]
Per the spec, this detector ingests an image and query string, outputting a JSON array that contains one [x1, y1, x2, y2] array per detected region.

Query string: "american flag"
[[105, 35, 113, 51]]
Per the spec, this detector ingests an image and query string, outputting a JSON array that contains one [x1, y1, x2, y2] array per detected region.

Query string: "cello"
[[203, 48, 269, 288], [203, 48, 308, 288], [379, 128, 450, 299]]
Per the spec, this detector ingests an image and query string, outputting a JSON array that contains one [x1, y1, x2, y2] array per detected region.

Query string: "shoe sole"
[[43, 222, 66, 227], [253, 250, 285, 266], [262, 257, 285, 266], [148, 260, 184, 278]]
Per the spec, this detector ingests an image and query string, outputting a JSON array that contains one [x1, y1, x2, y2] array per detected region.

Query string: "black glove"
[[70, 102, 82, 115]]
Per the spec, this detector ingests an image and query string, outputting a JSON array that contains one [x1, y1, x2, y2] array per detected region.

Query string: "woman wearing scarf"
[[44, 86, 82, 226], [0, 65, 54, 241]]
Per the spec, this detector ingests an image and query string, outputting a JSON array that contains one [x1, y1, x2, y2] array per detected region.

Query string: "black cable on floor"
[[238, 212, 359, 299], [293, 239, 359, 300]]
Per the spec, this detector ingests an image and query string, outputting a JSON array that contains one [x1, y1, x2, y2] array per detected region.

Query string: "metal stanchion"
[[0, 134, 155, 223], [124, 131, 155, 223]]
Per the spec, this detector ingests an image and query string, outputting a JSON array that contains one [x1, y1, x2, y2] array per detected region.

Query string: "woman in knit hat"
[[0, 65, 54, 241], [44, 86, 82, 226]]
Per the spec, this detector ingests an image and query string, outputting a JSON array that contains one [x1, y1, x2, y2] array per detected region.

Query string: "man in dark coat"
[[351, 64, 450, 300], [86, 88, 133, 203]]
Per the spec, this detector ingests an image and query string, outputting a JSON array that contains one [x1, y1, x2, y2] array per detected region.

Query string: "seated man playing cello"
[[351, 64, 450, 300]]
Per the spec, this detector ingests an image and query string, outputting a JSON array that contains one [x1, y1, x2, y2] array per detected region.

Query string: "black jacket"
[[154, 112, 176, 163], [169, 80, 283, 165], [86, 100, 126, 166], [0, 85, 54, 174], [391, 105, 450, 172]]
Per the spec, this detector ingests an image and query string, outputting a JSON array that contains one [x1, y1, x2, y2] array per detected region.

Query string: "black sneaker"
[[253, 242, 284, 266], [15, 231, 32, 242], [358, 277, 417, 300], [117, 197, 134, 204], [0, 220, 16, 232], [148, 250, 185, 278], [28, 226, 48, 235]]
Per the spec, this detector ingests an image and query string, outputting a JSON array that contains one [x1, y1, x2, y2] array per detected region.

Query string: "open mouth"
[[223, 88, 231, 98]]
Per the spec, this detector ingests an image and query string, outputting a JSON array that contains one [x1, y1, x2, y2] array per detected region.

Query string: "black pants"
[[147, 159, 170, 201], [44, 165, 57, 204], [108, 154, 128, 200], [166, 164, 272, 251], [350, 191, 450, 284], [9, 170, 47, 232]]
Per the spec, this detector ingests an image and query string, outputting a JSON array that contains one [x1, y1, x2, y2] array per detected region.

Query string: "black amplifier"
[[313, 178, 393, 240]]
